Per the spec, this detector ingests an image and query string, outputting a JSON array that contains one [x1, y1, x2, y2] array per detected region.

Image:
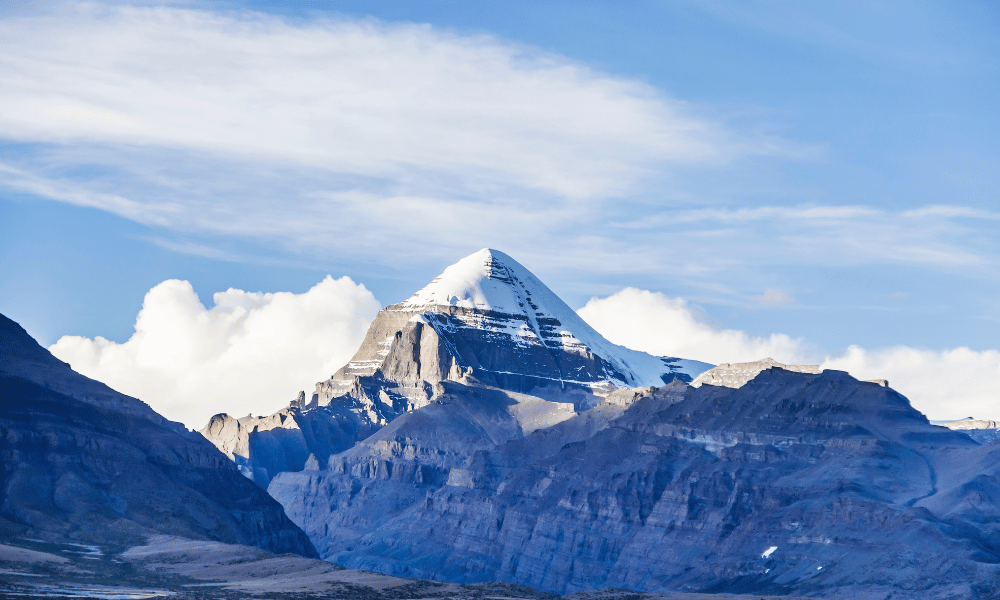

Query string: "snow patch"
[[762, 546, 778, 559]]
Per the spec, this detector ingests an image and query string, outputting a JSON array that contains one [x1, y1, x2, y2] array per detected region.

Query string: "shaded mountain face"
[[0, 314, 175, 428], [0, 313, 316, 557], [202, 249, 711, 487], [269, 368, 1000, 599]]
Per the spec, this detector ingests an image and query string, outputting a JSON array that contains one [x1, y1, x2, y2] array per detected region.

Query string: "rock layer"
[[940, 417, 1000, 444], [270, 368, 1000, 599], [690, 357, 821, 389], [0, 312, 316, 557], [202, 249, 711, 487]]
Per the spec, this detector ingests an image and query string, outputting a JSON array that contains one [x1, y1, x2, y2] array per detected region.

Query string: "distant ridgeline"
[[200, 249, 1000, 599]]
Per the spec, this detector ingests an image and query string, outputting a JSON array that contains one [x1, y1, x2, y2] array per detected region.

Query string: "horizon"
[[1, 1, 998, 426]]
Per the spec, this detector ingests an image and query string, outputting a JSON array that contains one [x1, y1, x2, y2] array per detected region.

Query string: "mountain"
[[193, 248, 1000, 598], [332, 248, 710, 397], [269, 366, 1000, 599], [202, 248, 711, 486], [0, 312, 316, 557]]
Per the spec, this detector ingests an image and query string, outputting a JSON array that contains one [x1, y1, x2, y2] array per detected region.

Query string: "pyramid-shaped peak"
[[400, 248, 551, 314]]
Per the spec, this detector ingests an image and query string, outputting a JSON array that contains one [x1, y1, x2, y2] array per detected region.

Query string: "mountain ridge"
[[0, 311, 317, 557], [202, 248, 711, 486]]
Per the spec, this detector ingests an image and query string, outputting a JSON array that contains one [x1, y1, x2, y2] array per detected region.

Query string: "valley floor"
[[0, 536, 813, 600]]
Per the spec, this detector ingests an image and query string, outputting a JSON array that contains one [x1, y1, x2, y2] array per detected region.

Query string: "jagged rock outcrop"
[[690, 357, 821, 389], [0, 312, 317, 558], [202, 249, 711, 486], [269, 368, 1000, 599], [940, 417, 1000, 444]]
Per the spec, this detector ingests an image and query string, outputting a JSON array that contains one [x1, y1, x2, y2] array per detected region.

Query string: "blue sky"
[[1, 1, 999, 424]]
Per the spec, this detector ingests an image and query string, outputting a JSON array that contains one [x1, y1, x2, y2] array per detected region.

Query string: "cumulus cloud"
[[49, 276, 380, 429], [578, 287, 1000, 421], [577, 287, 814, 365]]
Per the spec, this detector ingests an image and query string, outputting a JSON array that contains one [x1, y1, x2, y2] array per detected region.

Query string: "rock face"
[[0, 313, 177, 428], [202, 249, 711, 487], [269, 368, 1000, 599], [326, 249, 710, 400], [0, 312, 317, 558], [690, 357, 821, 389], [940, 417, 1000, 444]]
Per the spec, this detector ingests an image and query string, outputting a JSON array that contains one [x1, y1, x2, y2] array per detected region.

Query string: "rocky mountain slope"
[[269, 365, 1000, 599], [202, 249, 711, 486], [940, 417, 1000, 444], [193, 248, 1000, 598], [0, 312, 316, 557], [690, 357, 821, 388]]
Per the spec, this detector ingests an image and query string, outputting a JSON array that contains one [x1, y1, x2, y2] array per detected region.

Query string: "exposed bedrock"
[[270, 369, 1000, 599], [202, 249, 711, 487], [0, 312, 316, 558]]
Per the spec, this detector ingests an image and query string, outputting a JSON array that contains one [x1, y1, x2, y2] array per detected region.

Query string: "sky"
[[1, 1, 999, 427]]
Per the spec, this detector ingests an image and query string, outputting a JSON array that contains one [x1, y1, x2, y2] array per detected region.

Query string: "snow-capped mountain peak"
[[401, 248, 544, 314], [394, 248, 710, 389]]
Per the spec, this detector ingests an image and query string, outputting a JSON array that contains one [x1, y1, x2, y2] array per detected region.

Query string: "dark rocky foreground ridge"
[[0, 312, 316, 557]]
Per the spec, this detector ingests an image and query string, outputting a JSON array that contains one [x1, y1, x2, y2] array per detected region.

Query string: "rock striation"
[[201, 249, 711, 487], [0, 312, 317, 558], [269, 367, 1000, 599], [690, 357, 821, 388], [940, 417, 1000, 444]]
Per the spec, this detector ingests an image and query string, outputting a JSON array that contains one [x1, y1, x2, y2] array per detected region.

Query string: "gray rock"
[[939, 418, 1000, 444], [0, 312, 317, 558], [203, 249, 711, 486], [270, 368, 1000, 599], [689, 357, 821, 389]]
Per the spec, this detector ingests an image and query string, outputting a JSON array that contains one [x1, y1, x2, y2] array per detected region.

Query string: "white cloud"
[[579, 287, 1000, 421], [612, 203, 992, 271], [0, 3, 990, 287], [44, 278, 1000, 427], [49, 276, 380, 429], [577, 287, 814, 365], [0, 2, 732, 202]]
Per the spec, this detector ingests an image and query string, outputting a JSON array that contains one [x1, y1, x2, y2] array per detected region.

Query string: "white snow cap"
[[402, 249, 712, 387], [402, 248, 541, 313]]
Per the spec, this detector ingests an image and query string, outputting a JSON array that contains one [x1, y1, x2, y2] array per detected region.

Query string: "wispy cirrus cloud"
[[0, 2, 741, 200], [2, 2, 998, 310], [752, 288, 796, 306], [607, 203, 994, 276], [0, 1, 804, 277]]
